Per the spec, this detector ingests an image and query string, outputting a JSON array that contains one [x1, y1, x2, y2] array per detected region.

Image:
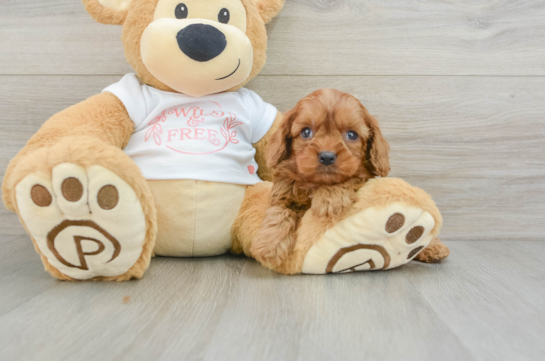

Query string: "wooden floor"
[[0, 237, 544, 361], [1, 0, 545, 360]]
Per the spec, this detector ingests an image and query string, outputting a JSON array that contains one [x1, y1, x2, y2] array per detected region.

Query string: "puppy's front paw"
[[251, 235, 292, 268], [251, 206, 297, 268]]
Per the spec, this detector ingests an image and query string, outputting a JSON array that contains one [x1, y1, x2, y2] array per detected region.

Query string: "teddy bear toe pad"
[[16, 163, 147, 280], [302, 203, 435, 274]]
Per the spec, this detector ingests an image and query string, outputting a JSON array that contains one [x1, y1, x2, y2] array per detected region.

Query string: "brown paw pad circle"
[[31, 185, 52, 207], [61, 177, 84, 202], [97, 185, 119, 210], [385, 213, 405, 233], [406, 226, 424, 244]]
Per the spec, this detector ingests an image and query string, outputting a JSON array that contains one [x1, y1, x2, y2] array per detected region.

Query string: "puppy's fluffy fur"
[[251, 89, 390, 267]]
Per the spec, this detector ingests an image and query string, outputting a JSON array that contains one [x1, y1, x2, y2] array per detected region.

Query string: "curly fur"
[[414, 237, 450, 263]]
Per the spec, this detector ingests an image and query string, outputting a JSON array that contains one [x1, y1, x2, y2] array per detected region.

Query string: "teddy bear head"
[[83, 0, 284, 97]]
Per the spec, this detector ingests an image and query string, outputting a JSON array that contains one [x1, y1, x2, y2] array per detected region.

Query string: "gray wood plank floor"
[[1, 235, 543, 361], [1, 0, 545, 360]]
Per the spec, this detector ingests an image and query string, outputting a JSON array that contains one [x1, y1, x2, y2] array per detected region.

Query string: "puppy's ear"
[[364, 111, 391, 177], [267, 108, 297, 168], [255, 0, 285, 24], [83, 0, 132, 25]]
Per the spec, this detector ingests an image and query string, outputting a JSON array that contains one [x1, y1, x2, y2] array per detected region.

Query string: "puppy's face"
[[290, 93, 368, 184], [269, 89, 390, 185]]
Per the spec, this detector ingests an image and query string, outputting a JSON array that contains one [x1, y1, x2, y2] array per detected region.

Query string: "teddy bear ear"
[[82, 0, 133, 25], [254, 0, 285, 24]]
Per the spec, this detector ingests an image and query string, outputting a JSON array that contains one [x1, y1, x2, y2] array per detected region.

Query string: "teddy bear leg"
[[276, 178, 447, 274], [7, 136, 157, 281]]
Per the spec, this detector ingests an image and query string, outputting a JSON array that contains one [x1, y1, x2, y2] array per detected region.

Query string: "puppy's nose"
[[318, 152, 337, 166], [176, 24, 227, 62]]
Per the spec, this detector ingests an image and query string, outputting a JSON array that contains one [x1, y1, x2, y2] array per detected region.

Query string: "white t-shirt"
[[103, 74, 277, 185]]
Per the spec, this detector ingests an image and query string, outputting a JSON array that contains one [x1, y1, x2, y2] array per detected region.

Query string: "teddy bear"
[[1, 0, 449, 281]]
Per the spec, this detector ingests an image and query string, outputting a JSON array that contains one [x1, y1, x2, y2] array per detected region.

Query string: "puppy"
[[251, 89, 390, 268]]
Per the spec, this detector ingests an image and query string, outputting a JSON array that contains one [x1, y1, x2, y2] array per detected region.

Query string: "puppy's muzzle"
[[319, 152, 337, 166], [176, 24, 227, 62]]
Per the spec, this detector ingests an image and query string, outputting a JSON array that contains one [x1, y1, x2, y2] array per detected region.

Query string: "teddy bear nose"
[[318, 152, 337, 166], [176, 24, 227, 62]]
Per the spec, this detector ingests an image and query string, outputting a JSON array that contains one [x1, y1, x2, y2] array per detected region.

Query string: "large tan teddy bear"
[[2, 0, 449, 281]]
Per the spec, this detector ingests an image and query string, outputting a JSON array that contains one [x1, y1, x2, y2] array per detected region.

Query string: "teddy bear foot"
[[15, 163, 152, 281], [301, 202, 436, 274]]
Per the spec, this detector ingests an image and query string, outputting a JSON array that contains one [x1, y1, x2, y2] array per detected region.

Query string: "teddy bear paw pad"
[[302, 202, 435, 274], [15, 163, 147, 280]]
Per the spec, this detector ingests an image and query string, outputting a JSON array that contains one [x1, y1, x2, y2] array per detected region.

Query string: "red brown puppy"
[[251, 89, 391, 267]]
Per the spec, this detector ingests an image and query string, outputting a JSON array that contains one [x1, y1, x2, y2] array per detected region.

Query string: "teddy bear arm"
[[253, 111, 283, 182], [2, 92, 134, 211]]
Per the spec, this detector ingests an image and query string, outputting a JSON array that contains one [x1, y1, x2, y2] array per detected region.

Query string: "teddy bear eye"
[[301, 127, 313, 139], [218, 8, 230, 24], [175, 3, 188, 19], [346, 131, 359, 140]]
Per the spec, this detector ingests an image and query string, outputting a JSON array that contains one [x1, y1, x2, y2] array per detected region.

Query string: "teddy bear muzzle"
[[141, 18, 254, 97]]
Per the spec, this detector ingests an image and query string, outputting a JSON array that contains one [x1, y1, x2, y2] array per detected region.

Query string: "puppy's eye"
[[346, 131, 359, 141], [175, 3, 188, 19], [301, 127, 313, 139], [218, 8, 230, 23]]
